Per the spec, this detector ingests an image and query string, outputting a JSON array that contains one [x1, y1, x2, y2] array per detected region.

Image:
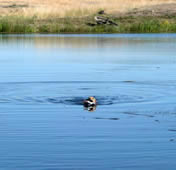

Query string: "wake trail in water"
[[0, 95, 147, 105]]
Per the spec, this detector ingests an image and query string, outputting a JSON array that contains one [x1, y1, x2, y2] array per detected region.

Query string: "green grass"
[[0, 16, 176, 33], [120, 18, 176, 33]]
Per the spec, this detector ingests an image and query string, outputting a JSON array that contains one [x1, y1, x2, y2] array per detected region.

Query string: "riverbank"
[[1, 2, 176, 33], [0, 15, 176, 34]]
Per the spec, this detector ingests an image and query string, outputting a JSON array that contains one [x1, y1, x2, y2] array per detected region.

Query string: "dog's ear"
[[89, 97, 94, 101]]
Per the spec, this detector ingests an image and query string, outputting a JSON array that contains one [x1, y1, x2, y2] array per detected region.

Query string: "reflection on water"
[[0, 34, 176, 65], [0, 34, 176, 170], [84, 105, 96, 112]]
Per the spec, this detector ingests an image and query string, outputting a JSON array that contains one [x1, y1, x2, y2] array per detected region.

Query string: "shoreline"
[[1, 2, 176, 34], [0, 16, 176, 34], [0, 0, 176, 34]]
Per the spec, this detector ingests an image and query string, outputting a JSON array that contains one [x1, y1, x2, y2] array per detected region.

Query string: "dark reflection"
[[84, 105, 96, 112], [1, 34, 176, 65], [94, 117, 120, 120], [168, 129, 176, 132], [155, 119, 160, 123], [1, 34, 176, 49], [123, 80, 136, 83]]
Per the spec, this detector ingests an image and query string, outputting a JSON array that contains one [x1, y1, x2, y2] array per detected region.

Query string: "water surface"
[[1, 34, 176, 170]]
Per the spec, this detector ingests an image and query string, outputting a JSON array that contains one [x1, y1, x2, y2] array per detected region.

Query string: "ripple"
[[168, 129, 176, 132], [122, 112, 155, 118], [0, 95, 147, 106], [94, 117, 120, 120], [0, 80, 173, 107]]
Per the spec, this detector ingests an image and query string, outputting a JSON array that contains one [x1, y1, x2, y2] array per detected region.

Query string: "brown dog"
[[83, 96, 97, 107]]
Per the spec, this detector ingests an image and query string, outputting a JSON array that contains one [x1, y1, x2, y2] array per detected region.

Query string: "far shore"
[[0, 1, 176, 33]]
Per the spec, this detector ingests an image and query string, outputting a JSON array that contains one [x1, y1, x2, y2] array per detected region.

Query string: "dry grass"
[[0, 0, 175, 18]]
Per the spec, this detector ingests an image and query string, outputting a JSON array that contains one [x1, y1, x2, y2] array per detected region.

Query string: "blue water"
[[1, 34, 176, 170]]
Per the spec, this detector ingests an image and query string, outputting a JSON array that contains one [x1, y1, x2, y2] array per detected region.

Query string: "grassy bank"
[[0, 15, 176, 33], [0, 0, 176, 33]]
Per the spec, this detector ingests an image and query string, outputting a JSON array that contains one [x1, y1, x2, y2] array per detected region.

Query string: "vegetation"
[[0, 0, 175, 18], [0, 16, 176, 33], [0, 0, 176, 33]]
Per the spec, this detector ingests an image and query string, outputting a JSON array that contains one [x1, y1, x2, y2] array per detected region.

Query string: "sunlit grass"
[[0, 0, 175, 18], [0, 16, 176, 33]]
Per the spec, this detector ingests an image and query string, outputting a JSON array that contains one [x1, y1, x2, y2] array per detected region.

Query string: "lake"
[[0, 34, 176, 170]]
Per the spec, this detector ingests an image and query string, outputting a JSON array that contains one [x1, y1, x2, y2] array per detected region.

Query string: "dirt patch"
[[0, 0, 176, 18], [0, 4, 28, 8], [115, 3, 176, 17]]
